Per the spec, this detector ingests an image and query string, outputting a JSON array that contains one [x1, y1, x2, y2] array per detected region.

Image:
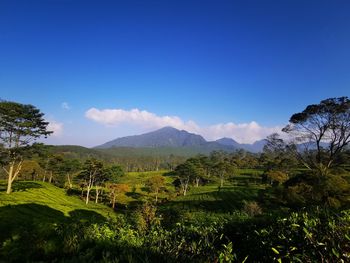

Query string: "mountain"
[[215, 137, 241, 148], [96, 126, 207, 148], [96, 127, 267, 153]]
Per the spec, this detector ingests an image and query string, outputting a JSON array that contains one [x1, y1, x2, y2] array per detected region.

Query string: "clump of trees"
[[172, 152, 238, 196], [263, 97, 350, 208]]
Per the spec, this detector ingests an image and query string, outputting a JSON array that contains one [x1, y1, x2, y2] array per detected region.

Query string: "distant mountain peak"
[[95, 126, 267, 152], [216, 137, 239, 145], [96, 126, 207, 148]]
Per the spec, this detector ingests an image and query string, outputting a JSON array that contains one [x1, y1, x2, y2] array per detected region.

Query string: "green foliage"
[[266, 170, 289, 185], [0, 101, 52, 193], [283, 173, 350, 208], [106, 164, 125, 182], [251, 209, 350, 262]]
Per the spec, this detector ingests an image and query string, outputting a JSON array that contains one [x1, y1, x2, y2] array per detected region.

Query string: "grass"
[[0, 180, 116, 243], [0, 180, 119, 260], [0, 180, 115, 218], [166, 184, 264, 214]]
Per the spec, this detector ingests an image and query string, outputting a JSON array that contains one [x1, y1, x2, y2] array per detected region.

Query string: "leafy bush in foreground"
[[1, 207, 349, 262]]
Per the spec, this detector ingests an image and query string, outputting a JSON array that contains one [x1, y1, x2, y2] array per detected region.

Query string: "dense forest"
[[0, 97, 349, 262]]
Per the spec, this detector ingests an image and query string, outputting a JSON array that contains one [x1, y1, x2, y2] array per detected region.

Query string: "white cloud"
[[47, 120, 64, 137], [85, 107, 282, 144], [61, 102, 71, 110], [202, 122, 282, 143], [85, 108, 199, 130]]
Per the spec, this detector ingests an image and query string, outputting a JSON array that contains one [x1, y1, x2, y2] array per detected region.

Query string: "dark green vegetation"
[[0, 97, 349, 262]]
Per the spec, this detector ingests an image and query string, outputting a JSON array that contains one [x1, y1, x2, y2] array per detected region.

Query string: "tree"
[[261, 133, 298, 174], [146, 175, 165, 202], [187, 158, 206, 187], [213, 161, 235, 187], [60, 158, 81, 189], [46, 154, 64, 184], [18, 160, 44, 181], [282, 97, 350, 176], [78, 158, 104, 205], [266, 170, 288, 185], [109, 183, 129, 209], [106, 164, 125, 182], [0, 101, 52, 194], [174, 162, 195, 196]]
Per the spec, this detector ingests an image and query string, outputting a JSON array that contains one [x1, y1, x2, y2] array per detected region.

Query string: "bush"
[[242, 201, 263, 217]]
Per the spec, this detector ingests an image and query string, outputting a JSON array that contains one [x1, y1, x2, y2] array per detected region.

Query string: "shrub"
[[242, 201, 263, 217]]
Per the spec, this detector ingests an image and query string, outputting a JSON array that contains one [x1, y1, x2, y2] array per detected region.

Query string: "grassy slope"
[[0, 180, 115, 242], [166, 185, 264, 213], [0, 180, 114, 218]]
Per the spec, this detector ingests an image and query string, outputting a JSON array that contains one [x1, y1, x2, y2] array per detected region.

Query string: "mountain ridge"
[[95, 126, 266, 153]]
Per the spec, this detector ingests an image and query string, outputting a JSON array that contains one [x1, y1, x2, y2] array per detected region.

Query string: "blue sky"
[[0, 0, 349, 146]]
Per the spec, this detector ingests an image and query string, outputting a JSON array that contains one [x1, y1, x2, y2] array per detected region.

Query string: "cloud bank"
[[47, 120, 64, 137], [85, 108, 282, 144]]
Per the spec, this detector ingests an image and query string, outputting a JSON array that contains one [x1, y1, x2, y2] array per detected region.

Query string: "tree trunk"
[[49, 171, 53, 183], [6, 164, 14, 194], [67, 173, 72, 189], [112, 195, 116, 209], [100, 189, 104, 202], [6, 161, 22, 194], [86, 185, 91, 205], [95, 186, 99, 203], [195, 177, 200, 187], [220, 178, 224, 187], [183, 183, 188, 196]]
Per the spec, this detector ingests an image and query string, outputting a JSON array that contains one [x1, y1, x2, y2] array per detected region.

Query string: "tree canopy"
[[0, 101, 52, 193], [283, 97, 350, 176]]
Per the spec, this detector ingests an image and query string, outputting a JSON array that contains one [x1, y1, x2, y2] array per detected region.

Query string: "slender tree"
[[146, 175, 165, 202], [78, 158, 104, 205], [213, 161, 235, 187], [109, 183, 129, 209], [0, 101, 52, 194]]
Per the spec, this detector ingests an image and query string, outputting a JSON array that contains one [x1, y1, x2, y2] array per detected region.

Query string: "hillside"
[[0, 181, 114, 233]]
